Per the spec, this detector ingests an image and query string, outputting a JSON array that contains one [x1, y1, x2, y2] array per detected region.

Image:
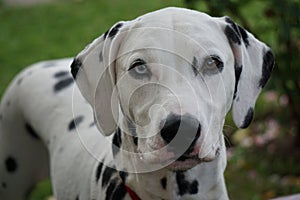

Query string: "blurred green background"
[[0, 0, 299, 199]]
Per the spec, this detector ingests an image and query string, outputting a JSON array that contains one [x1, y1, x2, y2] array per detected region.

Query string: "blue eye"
[[134, 63, 148, 74], [129, 59, 151, 80], [206, 57, 216, 66], [205, 55, 223, 72]]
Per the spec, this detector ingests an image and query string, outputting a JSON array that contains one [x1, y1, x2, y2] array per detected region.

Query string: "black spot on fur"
[[75, 195, 79, 200], [259, 50, 275, 88], [237, 25, 249, 47], [132, 136, 138, 146], [105, 178, 117, 200], [176, 172, 199, 196], [96, 162, 103, 183], [104, 29, 109, 39], [233, 65, 243, 100], [99, 51, 103, 62], [161, 177, 167, 190], [119, 171, 128, 183], [225, 17, 250, 47], [54, 77, 74, 92], [54, 71, 69, 78], [2, 182, 7, 189], [189, 180, 199, 194], [70, 58, 82, 79], [102, 167, 117, 188], [112, 128, 122, 156], [225, 25, 241, 45], [25, 123, 40, 140], [225, 17, 239, 34], [43, 62, 58, 68], [192, 56, 199, 76], [108, 23, 123, 38], [89, 121, 96, 127], [225, 17, 241, 44], [17, 77, 23, 85], [5, 156, 17, 173], [111, 183, 127, 200], [68, 116, 84, 131], [241, 107, 254, 128]]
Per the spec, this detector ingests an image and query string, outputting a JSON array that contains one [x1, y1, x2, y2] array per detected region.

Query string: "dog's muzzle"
[[160, 113, 201, 161]]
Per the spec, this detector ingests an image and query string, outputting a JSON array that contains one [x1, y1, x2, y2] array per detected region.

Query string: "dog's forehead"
[[119, 8, 228, 60], [138, 7, 212, 27]]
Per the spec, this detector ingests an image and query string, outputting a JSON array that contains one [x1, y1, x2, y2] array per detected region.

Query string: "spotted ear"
[[70, 22, 127, 135], [223, 17, 275, 128]]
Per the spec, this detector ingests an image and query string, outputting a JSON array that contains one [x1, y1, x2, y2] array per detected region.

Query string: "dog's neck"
[[115, 139, 228, 199], [112, 119, 229, 199], [122, 164, 228, 200]]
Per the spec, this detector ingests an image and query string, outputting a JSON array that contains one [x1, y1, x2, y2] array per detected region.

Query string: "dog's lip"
[[167, 156, 202, 171], [166, 149, 219, 171], [176, 154, 199, 161]]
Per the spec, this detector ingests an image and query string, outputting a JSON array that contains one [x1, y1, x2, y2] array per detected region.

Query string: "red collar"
[[124, 185, 141, 200]]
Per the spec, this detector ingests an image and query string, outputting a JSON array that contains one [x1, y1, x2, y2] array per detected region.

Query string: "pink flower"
[[264, 90, 278, 102]]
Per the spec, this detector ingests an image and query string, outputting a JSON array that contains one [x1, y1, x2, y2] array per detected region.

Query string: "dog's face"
[[115, 14, 235, 170], [71, 7, 274, 171]]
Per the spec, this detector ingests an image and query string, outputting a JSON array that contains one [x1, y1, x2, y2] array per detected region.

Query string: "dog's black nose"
[[160, 113, 201, 155]]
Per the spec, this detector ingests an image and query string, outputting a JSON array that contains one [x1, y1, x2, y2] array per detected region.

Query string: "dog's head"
[[71, 7, 274, 171]]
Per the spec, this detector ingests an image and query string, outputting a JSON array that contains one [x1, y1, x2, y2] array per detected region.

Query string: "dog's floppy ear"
[[222, 17, 275, 128], [70, 22, 127, 136]]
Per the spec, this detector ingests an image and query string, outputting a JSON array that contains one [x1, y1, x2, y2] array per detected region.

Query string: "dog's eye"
[[129, 59, 147, 71], [134, 64, 148, 74], [129, 59, 151, 80], [204, 55, 224, 72]]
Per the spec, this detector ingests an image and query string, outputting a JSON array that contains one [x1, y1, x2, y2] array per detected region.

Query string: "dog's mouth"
[[165, 141, 202, 171], [166, 146, 221, 171], [136, 146, 219, 172], [177, 154, 199, 162], [167, 155, 202, 171]]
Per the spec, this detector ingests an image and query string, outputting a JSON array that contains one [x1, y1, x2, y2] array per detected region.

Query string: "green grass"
[[0, 0, 183, 95], [29, 179, 52, 200]]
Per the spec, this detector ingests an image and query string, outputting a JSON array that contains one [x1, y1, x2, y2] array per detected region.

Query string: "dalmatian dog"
[[0, 7, 274, 200]]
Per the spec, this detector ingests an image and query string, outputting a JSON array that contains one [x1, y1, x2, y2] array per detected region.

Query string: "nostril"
[[160, 114, 181, 144], [160, 113, 201, 146]]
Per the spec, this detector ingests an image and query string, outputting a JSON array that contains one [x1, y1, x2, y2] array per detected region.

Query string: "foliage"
[[184, 0, 300, 146], [225, 90, 300, 199], [226, 145, 300, 200]]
